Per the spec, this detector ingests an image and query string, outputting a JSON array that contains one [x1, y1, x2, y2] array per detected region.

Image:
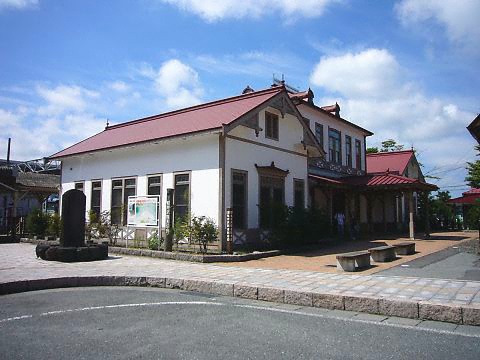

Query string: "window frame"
[[355, 139, 362, 170], [110, 176, 137, 226], [74, 181, 84, 193], [328, 128, 342, 164], [315, 122, 324, 149], [345, 135, 352, 168], [231, 169, 248, 230], [265, 111, 279, 141], [173, 171, 191, 224], [90, 179, 102, 219]]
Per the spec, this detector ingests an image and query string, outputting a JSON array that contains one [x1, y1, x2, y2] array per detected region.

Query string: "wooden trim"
[[225, 134, 307, 157], [218, 134, 226, 251], [172, 170, 192, 225]]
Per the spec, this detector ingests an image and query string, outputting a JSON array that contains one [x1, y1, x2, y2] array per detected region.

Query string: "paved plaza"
[[1, 242, 480, 325]]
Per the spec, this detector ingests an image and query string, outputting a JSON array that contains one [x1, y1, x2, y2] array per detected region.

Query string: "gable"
[[224, 91, 324, 158]]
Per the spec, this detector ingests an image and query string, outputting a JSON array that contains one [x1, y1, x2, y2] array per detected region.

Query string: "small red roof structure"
[[366, 150, 414, 175], [50, 86, 285, 159], [309, 172, 437, 191], [448, 188, 480, 205]]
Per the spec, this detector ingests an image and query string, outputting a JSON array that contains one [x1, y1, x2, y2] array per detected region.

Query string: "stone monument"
[[36, 189, 108, 262]]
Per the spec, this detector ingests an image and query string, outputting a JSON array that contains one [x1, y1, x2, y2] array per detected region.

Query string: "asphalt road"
[[1, 287, 479, 360], [378, 247, 480, 280]]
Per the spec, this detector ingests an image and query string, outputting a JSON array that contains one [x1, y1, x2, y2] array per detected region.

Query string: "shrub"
[[26, 208, 49, 237], [190, 216, 218, 254], [47, 213, 62, 238], [269, 206, 330, 249], [148, 231, 164, 250]]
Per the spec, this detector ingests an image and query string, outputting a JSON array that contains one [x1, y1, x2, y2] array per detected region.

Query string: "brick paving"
[[1, 243, 479, 324]]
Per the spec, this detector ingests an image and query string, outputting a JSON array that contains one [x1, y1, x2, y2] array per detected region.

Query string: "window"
[[265, 112, 279, 140], [259, 176, 285, 229], [148, 175, 162, 224], [355, 139, 362, 170], [91, 181, 102, 219], [232, 170, 247, 229], [328, 128, 341, 164], [315, 123, 324, 148], [174, 173, 190, 223], [147, 175, 161, 196], [110, 178, 136, 225], [294, 179, 305, 209], [74, 182, 84, 192], [346, 135, 352, 168]]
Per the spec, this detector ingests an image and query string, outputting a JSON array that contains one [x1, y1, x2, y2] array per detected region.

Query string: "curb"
[[19, 238, 281, 263], [1, 276, 478, 326]]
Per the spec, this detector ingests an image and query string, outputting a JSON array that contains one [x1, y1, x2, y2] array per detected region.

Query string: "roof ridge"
[[107, 86, 284, 131]]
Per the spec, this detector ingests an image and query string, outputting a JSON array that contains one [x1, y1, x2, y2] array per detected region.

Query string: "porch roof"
[[309, 172, 438, 192]]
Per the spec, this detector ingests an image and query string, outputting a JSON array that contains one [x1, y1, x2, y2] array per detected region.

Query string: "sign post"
[[164, 189, 174, 252], [226, 207, 233, 254]]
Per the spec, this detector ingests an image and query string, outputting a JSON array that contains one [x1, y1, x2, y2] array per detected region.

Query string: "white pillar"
[[408, 192, 415, 240]]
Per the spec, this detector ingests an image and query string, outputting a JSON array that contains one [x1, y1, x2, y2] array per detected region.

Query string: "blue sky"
[[0, 0, 479, 196]]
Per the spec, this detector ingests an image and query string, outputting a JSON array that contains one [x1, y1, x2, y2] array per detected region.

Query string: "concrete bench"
[[336, 251, 371, 272], [368, 245, 396, 262], [393, 242, 415, 255]]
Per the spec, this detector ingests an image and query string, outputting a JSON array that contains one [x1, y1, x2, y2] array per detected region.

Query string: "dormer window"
[[265, 111, 279, 140]]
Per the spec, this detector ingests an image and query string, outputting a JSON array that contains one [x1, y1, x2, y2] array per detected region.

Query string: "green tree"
[[465, 145, 480, 188], [380, 139, 404, 152], [366, 147, 379, 154]]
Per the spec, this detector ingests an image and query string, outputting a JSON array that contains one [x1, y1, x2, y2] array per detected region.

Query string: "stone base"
[[35, 244, 108, 262]]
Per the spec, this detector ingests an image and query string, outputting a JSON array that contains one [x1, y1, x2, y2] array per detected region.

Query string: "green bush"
[[47, 213, 62, 238], [148, 231, 164, 250], [190, 216, 218, 254], [26, 209, 49, 237], [269, 206, 330, 249]]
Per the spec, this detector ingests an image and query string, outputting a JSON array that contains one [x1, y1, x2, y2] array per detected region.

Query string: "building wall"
[[61, 133, 220, 228], [298, 104, 367, 171], [225, 107, 309, 230]]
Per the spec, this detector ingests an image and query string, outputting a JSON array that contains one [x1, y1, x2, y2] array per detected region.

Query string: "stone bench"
[[393, 242, 415, 255], [368, 245, 396, 262], [336, 251, 371, 272]]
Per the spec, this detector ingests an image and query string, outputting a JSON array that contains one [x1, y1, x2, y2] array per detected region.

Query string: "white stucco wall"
[[225, 108, 309, 229], [61, 133, 220, 227], [298, 104, 368, 171]]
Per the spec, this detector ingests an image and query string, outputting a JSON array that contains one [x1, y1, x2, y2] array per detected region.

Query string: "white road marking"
[[1, 300, 479, 339], [0, 315, 33, 323]]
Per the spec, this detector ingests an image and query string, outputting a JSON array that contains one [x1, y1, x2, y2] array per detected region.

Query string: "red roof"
[[366, 150, 414, 175], [448, 188, 480, 204], [309, 172, 437, 190], [320, 104, 338, 113], [50, 86, 284, 159], [463, 188, 480, 196]]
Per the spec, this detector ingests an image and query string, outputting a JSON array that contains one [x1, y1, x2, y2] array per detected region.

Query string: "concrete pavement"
[[1, 243, 480, 325]]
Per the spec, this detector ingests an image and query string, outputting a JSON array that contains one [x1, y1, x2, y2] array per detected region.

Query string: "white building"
[[51, 83, 437, 250]]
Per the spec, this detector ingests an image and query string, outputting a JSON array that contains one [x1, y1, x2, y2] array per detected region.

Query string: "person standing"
[[334, 212, 345, 239]]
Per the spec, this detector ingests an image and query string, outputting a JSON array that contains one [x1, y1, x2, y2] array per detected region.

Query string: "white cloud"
[[159, 0, 340, 22], [309, 48, 476, 193], [140, 59, 203, 109], [37, 85, 99, 116], [108, 81, 130, 92], [310, 49, 402, 98], [0, 0, 37, 10], [395, 0, 480, 50]]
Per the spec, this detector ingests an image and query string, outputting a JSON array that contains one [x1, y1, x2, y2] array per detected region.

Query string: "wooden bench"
[[336, 251, 371, 272], [368, 245, 396, 262], [393, 242, 415, 255]]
